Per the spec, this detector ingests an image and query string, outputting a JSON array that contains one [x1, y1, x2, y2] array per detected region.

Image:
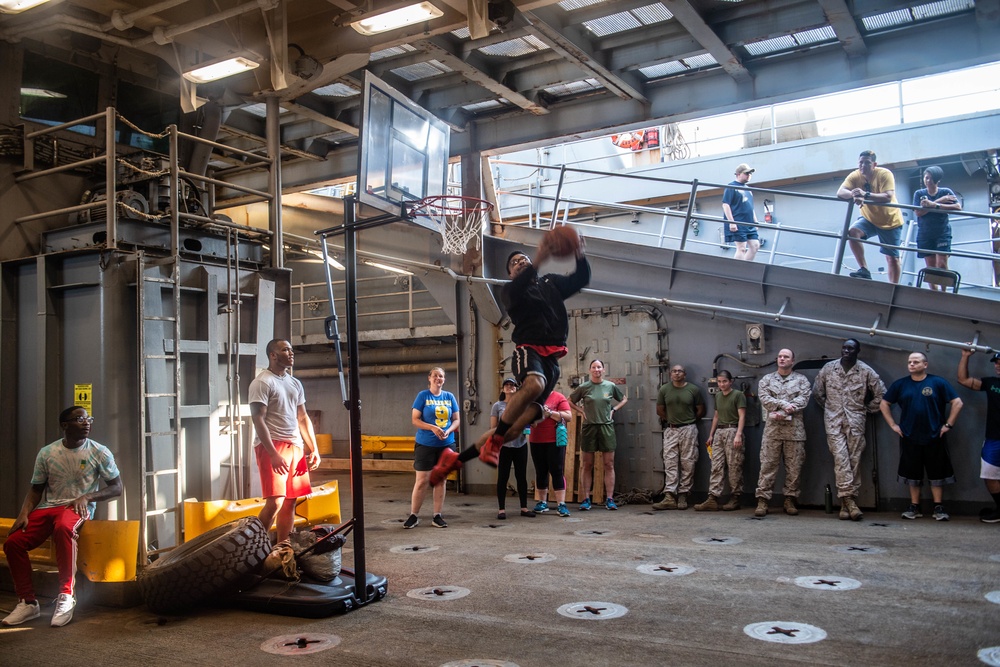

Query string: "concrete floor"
[[2, 471, 999, 666]]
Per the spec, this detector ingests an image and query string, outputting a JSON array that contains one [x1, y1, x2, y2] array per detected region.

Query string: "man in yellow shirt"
[[837, 150, 904, 283]]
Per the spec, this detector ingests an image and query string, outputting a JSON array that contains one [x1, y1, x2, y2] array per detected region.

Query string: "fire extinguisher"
[[763, 199, 773, 224]]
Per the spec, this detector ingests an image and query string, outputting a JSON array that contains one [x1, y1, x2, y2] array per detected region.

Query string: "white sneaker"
[[2, 599, 40, 626], [50, 594, 76, 627]]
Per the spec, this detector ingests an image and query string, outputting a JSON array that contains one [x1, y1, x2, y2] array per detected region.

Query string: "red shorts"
[[255, 440, 312, 499]]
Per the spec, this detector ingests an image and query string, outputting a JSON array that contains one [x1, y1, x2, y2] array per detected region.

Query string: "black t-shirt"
[[980, 376, 1000, 440]]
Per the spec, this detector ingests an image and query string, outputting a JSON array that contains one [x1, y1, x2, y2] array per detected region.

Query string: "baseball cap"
[[991, 352, 1000, 362], [735, 163, 755, 175], [502, 377, 519, 387]]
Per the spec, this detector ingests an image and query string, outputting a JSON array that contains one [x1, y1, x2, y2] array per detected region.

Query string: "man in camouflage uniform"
[[651, 365, 705, 511], [813, 339, 885, 521], [755, 348, 812, 517]]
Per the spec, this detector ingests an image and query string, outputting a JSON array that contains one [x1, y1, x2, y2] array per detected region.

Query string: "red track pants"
[[3, 505, 84, 600]]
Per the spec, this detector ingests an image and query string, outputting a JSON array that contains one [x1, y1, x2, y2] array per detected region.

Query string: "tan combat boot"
[[722, 495, 741, 511], [839, 501, 850, 520], [783, 496, 799, 516], [754, 498, 768, 517], [694, 495, 720, 511], [677, 493, 689, 510], [846, 496, 863, 521], [652, 493, 677, 510]]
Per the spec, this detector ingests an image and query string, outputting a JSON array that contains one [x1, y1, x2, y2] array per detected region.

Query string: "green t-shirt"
[[656, 382, 704, 425], [713, 389, 747, 426], [570, 380, 625, 425]]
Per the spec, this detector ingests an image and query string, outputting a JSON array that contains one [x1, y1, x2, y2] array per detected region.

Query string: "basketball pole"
[[315, 195, 400, 604]]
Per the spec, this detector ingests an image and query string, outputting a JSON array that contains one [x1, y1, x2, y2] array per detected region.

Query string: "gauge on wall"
[[746, 323, 765, 355]]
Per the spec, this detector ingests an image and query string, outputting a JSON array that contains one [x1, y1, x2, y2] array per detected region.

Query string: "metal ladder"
[[136, 250, 183, 561]]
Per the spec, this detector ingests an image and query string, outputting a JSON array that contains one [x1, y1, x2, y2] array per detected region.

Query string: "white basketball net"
[[413, 196, 494, 255]]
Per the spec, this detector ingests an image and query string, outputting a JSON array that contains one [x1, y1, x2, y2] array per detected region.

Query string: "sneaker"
[[429, 448, 462, 486], [901, 503, 922, 520], [2, 599, 40, 626], [605, 498, 618, 511], [579, 497, 592, 511], [533, 501, 550, 513], [849, 266, 872, 279], [50, 594, 76, 627], [932, 505, 950, 522], [478, 434, 503, 467], [557, 503, 571, 517], [432, 514, 448, 528], [980, 507, 1000, 523], [403, 513, 419, 529]]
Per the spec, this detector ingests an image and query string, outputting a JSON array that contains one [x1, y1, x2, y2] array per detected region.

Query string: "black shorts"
[[897, 437, 955, 486], [414, 443, 454, 472], [511, 345, 561, 407]]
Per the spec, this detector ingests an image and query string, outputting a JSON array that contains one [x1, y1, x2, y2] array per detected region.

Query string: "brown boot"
[[722, 495, 741, 511], [652, 493, 677, 510], [677, 493, 689, 510], [783, 496, 799, 516], [694, 495, 720, 511], [846, 496, 863, 521], [754, 498, 768, 517], [839, 502, 850, 520]]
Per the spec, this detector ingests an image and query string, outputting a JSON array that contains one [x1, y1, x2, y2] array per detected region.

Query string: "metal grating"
[[242, 103, 289, 117], [391, 60, 453, 82], [584, 3, 673, 37], [912, 0, 974, 19], [861, 8, 914, 31], [452, 26, 470, 38], [478, 35, 550, 57], [743, 34, 797, 56], [543, 77, 603, 97], [639, 53, 717, 79], [370, 44, 417, 61], [559, 0, 607, 10], [313, 82, 360, 98], [794, 26, 836, 45], [463, 98, 508, 112]]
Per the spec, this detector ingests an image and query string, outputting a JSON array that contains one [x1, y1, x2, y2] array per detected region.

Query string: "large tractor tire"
[[137, 516, 271, 614]]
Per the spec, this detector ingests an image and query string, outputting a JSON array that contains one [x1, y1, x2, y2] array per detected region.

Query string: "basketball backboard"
[[357, 71, 450, 230]]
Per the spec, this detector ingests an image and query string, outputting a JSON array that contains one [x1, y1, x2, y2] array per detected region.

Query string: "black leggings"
[[497, 445, 529, 510], [530, 441, 567, 491]]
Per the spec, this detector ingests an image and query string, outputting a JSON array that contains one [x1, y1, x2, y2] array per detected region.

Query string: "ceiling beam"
[[816, 0, 866, 57], [661, 0, 752, 84]]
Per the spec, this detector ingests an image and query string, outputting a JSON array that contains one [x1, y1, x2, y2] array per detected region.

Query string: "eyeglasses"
[[67, 416, 95, 424]]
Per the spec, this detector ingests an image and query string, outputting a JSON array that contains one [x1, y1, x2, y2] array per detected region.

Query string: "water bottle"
[[824, 484, 833, 514]]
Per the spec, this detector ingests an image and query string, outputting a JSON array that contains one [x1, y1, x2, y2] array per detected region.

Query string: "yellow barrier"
[[182, 480, 341, 541], [361, 435, 416, 456], [0, 517, 140, 583], [315, 433, 334, 456]]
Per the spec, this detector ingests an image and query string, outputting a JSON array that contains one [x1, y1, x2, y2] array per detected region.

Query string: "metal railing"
[[491, 160, 1000, 291]]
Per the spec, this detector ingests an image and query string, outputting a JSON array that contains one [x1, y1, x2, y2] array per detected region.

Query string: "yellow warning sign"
[[75, 384, 93, 415]]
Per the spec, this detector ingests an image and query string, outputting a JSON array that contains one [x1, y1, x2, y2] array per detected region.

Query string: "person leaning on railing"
[[837, 149, 905, 284]]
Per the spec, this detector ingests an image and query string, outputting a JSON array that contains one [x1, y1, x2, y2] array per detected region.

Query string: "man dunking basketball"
[[431, 229, 591, 485]]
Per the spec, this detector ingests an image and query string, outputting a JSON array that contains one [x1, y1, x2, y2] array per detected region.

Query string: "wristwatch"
[[944, 423, 953, 428], [936, 203, 941, 209]]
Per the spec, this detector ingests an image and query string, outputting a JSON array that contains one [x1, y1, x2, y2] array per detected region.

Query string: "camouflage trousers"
[[826, 422, 866, 499], [755, 437, 805, 500], [708, 427, 744, 497], [661, 424, 699, 495]]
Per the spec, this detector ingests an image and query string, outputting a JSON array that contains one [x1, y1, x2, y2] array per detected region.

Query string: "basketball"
[[542, 225, 581, 257]]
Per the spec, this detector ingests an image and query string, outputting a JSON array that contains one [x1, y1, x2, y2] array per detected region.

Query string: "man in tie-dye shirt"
[[2, 406, 121, 628]]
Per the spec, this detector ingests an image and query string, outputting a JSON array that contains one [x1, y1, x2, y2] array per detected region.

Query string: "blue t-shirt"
[[412, 389, 459, 447], [912, 187, 955, 233], [723, 180, 756, 226], [883, 374, 958, 445]]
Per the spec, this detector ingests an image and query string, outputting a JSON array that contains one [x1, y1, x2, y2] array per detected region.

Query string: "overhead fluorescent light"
[[182, 57, 260, 84], [20, 87, 67, 98], [0, 0, 52, 13], [351, 2, 444, 35]]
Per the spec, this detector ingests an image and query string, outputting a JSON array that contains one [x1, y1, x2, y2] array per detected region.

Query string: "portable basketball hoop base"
[[407, 195, 494, 255]]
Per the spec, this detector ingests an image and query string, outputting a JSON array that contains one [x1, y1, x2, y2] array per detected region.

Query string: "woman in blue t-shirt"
[[403, 367, 460, 529], [912, 165, 961, 289]]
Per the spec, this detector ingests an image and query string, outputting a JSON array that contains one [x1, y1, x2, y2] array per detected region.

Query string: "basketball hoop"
[[408, 195, 494, 255]]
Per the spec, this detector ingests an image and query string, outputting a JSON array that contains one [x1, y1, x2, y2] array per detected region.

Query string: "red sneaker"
[[478, 434, 503, 467], [430, 448, 461, 486]]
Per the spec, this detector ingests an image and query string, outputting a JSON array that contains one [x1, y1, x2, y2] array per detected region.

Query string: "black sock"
[[993, 491, 1000, 509], [458, 447, 479, 463], [494, 419, 511, 439]]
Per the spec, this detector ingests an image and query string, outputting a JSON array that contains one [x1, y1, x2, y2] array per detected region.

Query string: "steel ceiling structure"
[[3, 0, 999, 193]]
